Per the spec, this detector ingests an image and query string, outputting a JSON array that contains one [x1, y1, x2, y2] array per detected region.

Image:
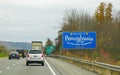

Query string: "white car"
[[26, 50, 44, 66]]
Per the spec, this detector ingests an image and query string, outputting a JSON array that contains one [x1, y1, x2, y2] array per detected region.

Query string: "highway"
[[0, 57, 98, 75]]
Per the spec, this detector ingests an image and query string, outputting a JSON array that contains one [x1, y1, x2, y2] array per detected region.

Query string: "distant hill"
[[0, 41, 31, 50]]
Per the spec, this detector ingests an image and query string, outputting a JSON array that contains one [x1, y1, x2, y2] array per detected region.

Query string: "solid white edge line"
[[45, 59, 56, 75]]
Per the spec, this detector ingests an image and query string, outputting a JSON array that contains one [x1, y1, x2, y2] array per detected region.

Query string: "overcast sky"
[[0, 0, 119, 44]]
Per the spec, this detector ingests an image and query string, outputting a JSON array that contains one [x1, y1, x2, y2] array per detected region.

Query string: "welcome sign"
[[62, 32, 96, 49]]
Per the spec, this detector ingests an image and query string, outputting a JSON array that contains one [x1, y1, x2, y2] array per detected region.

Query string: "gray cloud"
[[0, 0, 119, 44]]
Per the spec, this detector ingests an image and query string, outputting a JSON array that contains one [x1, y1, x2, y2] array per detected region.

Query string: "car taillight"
[[27, 54, 29, 57], [41, 54, 44, 57]]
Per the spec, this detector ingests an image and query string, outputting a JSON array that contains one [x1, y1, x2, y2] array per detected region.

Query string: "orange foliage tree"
[[95, 2, 106, 22], [95, 2, 113, 23], [105, 3, 113, 20]]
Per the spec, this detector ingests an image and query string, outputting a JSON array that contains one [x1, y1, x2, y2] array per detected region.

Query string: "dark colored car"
[[9, 51, 20, 60]]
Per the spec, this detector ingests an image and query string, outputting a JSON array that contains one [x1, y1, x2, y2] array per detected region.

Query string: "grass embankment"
[[0, 53, 8, 58]]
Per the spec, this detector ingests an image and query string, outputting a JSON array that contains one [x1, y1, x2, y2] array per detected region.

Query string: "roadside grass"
[[0, 53, 8, 58]]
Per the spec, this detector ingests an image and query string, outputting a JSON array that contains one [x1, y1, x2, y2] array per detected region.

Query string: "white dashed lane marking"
[[17, 62, 19, 64], [0, 71, 2, 74], [6, 67, 10, 70], [13, 64, 15, 66]]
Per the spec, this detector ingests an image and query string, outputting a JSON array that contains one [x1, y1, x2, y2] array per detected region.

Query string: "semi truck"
[[31, 41, 43, 50]]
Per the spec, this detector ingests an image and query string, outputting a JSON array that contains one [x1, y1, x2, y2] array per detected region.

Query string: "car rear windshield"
[[10, 51, 19, 55], [29, 50, 42, 54]]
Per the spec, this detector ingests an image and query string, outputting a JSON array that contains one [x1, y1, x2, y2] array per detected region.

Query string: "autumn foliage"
[[54, 2, 120, 65], [95, 2, 113, 23]]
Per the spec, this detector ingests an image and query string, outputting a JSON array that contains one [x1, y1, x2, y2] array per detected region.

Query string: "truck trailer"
[[31, 41, 43, 50]]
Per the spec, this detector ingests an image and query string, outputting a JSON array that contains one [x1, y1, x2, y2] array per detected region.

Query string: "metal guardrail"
[[51, 55, 120, 72]]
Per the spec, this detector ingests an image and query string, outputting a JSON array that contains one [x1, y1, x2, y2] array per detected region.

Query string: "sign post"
[[62, 32, 96, 49]]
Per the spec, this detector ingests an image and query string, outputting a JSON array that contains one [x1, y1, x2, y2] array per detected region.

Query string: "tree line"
[[54, 2, 120, 65]]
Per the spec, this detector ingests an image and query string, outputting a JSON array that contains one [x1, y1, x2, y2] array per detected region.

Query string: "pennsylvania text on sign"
[[62, 32, 96, 49]]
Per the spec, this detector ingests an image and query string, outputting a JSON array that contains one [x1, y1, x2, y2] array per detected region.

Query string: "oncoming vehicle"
[[26, 50, 44, 66], [9, 51, 20, 60]]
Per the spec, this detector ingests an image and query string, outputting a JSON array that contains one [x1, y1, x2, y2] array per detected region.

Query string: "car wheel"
[[26, 62, 29, 66], [41, 62, 44, 66], [9, 57, 11, 60]]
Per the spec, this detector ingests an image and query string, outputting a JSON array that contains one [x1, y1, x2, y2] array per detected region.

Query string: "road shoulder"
[[46, 57, 98, 75]]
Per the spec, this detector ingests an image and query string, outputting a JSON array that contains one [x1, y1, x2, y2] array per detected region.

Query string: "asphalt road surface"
[[0, 57, 98, 75]]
